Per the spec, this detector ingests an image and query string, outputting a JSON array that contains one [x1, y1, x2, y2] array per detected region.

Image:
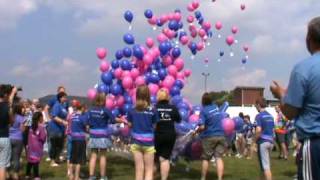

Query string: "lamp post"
[[201, 72, 210, 92]]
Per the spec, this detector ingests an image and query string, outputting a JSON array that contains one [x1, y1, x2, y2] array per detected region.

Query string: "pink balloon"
[[180, 36, 189, 45], [184, 69, 192, 77], [96, 48, 107, 60], [187, 3, 195, 12], [130, 68, 140, 80], [189, 24, 197, 32], [122, 76, 133, 89], [157, 33, 168, 43], [190, 30, 197, 38], [160, 15, 168, 24], [143, 54, 154, 65], [189, 114, 200, 123], [135, 76, 146, 86], [202, 21, 211, 30], [204, 58, 209, 64], [173, 12, 182, 21], [167, 30, 176, 39], [243, 45, 249, 52], [105, 97, 114, 109], [146, 38, 154, 48], [192, 0, 200, 9], [140, 46, 148, 55], [241, 4, 246, 11], [168, 13, 174, 21], [163, 76, 175, 89], [226, 35, 235, 46], [87, 89, 97, 101], [163, 56, 173, 67], [168, 65, 178, 77], [198, 29, 206, 38], [148, 84, 159, 95], [116, 96, 125, 107], [231, 26, 238, 34], [114, 68, 123, 79], [174, 58, 184, 71], [148, 16, 157, 25], [99, 61, 110, 72], [215, 21, 223, 30], [176, 72, 185, 80], [121, 70, 131, 79], [222, 118, 235, 135], [197, 41, 205, 51]]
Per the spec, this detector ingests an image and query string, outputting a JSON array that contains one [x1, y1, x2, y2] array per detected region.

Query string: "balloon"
[[114, 68, 123, 79], [171, 47, 181, 58], [111, 84, 123, 96], [148, 16, 157, 25], [243, 45, 249, 52], [115, 50, 123, 60], [159, 42, 170, 55], [157, 33, 168, 43], [87, 89, 97, 100], [124, 10, 133, 23], [143, 54, 154, 65], [194, 11, 202, 19], [135, 76, 146, 86], [187, 3, 195, 12], [219, 51, 224, 57], [162, 76, 175, 89], [116, 96, 125, 108], [160, 15, 168, 24], [121, 70, 131, 79], [144, 9, 153, 19], [151, 95, 157, 104], [174, 58, 184, 71], [184, 69, 192, 77], [97, 84, 109, 94], [180, 36, 189, 45], [123, 33, 135, 45], [197, 41, 205, 51], [215, 21, 223, 30], [96, 48, 107, 60], [120, 59, 132, 70], [158, 68, 167, 80], [242, 58, 247, 64], [226, 35, 235, 46], [170, 86, 180, 96], [187, 15, 194, 23], [146, 38, 154, 48], [174, 80, 184, 89], [148, 83, 159, 95], [168, 20, 179, 31], [171, 95, 183, 105], [241, 4, 246, 11], [106, 97, 114, 109], [176, 72, 185, 80], [179, 109, 189, 120], [198, 29, 206, 38], [231, 26, 238, 34], [123, 47, 132, 58], [173, 12, 182, 21], [130, 68, 139, 80], [133, 45, 144, 60], [101, 72, 113, 85], [222, 118, 235, 135], [120, 125, 130, 137], [202, 21, 211, 30], [192, 0, 200, 9], [100, 61, 110, 72], [168, 65, 178, 77], [112, 108, 120, 117]]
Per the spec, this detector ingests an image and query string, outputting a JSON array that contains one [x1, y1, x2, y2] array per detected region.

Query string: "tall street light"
[[201, 72, 210, 92]]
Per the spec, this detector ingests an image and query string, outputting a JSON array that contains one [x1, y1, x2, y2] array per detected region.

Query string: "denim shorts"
[[0, 138, 11, 168]]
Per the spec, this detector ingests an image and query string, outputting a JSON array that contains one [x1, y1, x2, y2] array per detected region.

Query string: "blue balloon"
[[124, 95, 133, 104], [120, 59, 132, 70], [158, 68, 167, 80], [144, 72, 152, 84], [97, 83, 109, 94], [157, 19, 163, 27], [123, 33, 135, 45], [207, 30, 213, 38], [123, 47, 132, 58], [123, 104, 133, 113], [171, 95, 183, 105], [195, 11, 202, 19], [174, 9, 181, 13], [189, 42, 197, 51], [151, 95, 157, 104], [191, 49, 197, 55], [124, 10, 133, 23], [112, 108, 120, 117], [101, 72, 113, 85], [168, 20, 179, 31], [242, 58, 247, 64], [165, 41, 173, 50], [149, 73, 160, 84], [133, 45, 144, 60], [178, 21, 183, 29], [179, 109, 189, 120], [171, 47, 181, 58], [198, 17, 204, 25], [159, 42, 169, 55], [115, 50, 123, 60], [170, 86, 181, 96], [219, 51, 224, 57], [178, 102, 189, 111], [174, 80, 184, 89], [179, 32, 187, 39], [144, 9, 153, 19], [111, 60, 120, 69], [111, 84, 123, 96]]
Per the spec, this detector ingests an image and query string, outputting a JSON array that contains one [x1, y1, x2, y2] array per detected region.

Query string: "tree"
[[209, 91, 234, 106]]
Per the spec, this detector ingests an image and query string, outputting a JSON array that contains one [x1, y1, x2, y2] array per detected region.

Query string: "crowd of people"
[[0, 16, 319, 180]]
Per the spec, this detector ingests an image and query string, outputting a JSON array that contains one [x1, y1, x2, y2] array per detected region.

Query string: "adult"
[[274, 106, 288, 160], [0, 85, 18, 180], [196, 93, 225, 180], [270, 16, 320, 180], [9, 103, 26, 180], [255, 98, 275, 180], [154, 89, 181, 180], [48, 92, 68, 167]]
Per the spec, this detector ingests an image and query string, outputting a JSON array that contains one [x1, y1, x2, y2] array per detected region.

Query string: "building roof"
[[234, 86, 265, 91]]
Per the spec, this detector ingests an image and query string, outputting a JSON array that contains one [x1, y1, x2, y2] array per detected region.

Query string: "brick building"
[[233, 86, 265, 106]]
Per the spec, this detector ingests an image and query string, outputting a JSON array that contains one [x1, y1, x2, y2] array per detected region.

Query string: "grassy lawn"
[[29, 151, 296, 180]]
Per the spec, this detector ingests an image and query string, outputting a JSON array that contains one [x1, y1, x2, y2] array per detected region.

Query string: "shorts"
[[246, 138, 253, 145], [130, 144, 156, 154], [155, 133, 176, 160], [70, 140, 86, 165], [0, 138, 11, 168], [257, 142, 273, 171], [88, 138, 112, 150], [236, 133, 244, 140], [276, 133, 286, 144], [67, 135, 72, 161], [201, 136, 226, 160]]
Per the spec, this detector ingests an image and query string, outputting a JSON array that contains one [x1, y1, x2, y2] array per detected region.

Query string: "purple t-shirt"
[[9, 115, 25, 140]]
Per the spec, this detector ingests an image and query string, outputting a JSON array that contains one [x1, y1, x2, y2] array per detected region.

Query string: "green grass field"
[[30, 151, 296, 180]]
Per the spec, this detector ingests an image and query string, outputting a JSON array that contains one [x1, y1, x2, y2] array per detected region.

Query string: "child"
[[26, 112, 47, 180], [69, 102, 87, 180], [127, 85, 159, 180]]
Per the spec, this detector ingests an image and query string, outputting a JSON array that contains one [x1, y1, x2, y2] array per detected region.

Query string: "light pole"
[[201, 72, 210, 92]]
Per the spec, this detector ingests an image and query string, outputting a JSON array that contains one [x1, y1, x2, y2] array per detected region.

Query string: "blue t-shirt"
[[127, 107, 159, 146], [199, 104, 225, 138], [9, 115, 24, 140], [283, 52, 320, 140], [86, 107, 115, 138], [49, 102, 68, 134], [48, 95, 69, 110], [255, 111, 275, 144], [70, 112, 87, 141]]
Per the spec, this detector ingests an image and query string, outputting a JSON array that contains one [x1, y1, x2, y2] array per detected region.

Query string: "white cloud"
[[227, 68, 267, 88], [10, 65, 31, 76]]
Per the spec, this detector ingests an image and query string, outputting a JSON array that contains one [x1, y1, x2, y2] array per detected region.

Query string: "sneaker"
[[50, 162, 59, 167], [88, 176, 96, 180], [100, 177, 108, 180]]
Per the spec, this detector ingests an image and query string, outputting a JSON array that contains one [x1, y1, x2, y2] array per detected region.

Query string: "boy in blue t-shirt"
[[255, 98, 275, 180]]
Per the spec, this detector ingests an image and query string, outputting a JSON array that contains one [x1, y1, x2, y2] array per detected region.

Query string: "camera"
[[0, 84, 22, 101]]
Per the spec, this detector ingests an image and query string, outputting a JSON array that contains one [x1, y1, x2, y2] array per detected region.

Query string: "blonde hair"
[[135, 85, 151, 111], [93, 93, 106, 107], [157, 89, 170, 102]]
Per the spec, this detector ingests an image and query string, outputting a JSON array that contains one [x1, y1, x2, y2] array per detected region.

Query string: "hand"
[[11, 87, 18, 95], [270, 81, 286, 100], [62, 120, 68, 126]]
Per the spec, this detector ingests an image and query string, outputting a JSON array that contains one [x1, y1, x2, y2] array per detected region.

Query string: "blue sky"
[[0, 0, 319, 103]]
